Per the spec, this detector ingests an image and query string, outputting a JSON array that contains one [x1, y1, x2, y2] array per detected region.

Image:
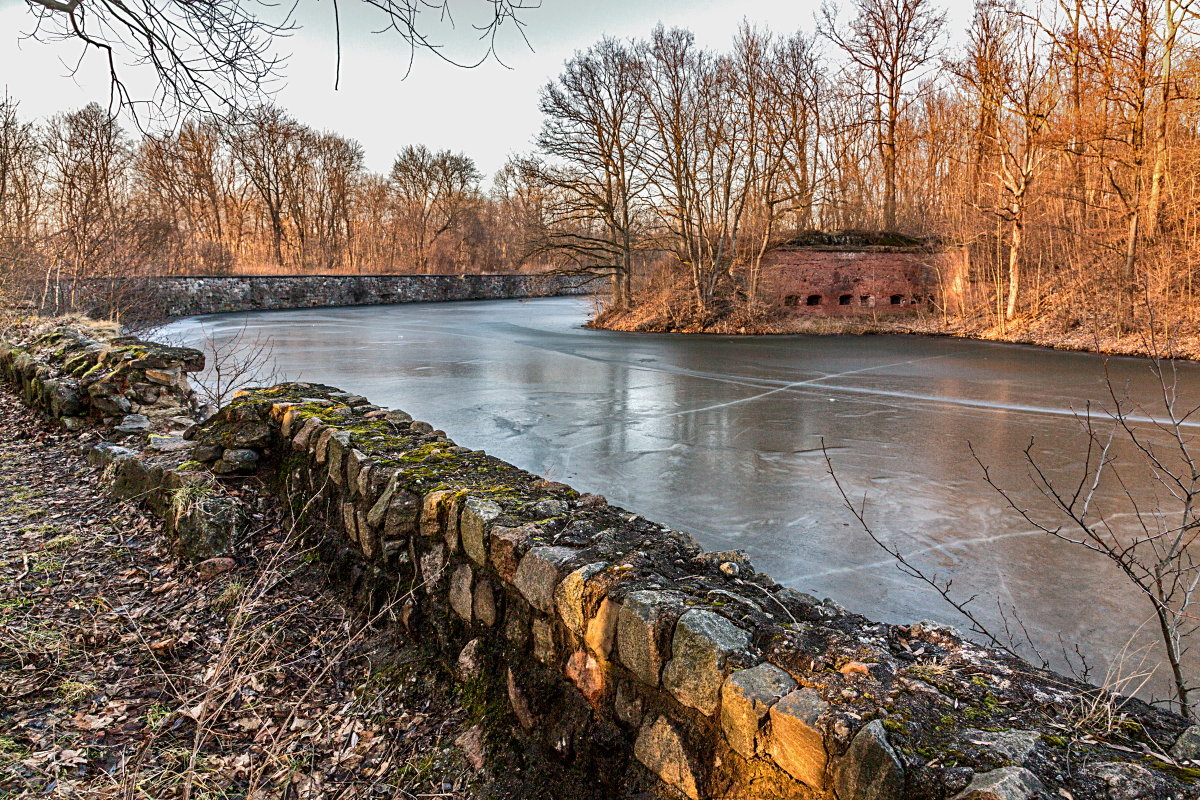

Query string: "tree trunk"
[[1122, 209, 1141, 329], [1146, 3, 1177, 239], [1005, 215, 1023, 320], [268, 207, 285, 268], [610, 271, 624, 308], [1156, 601, 1193, 719], [883, 139, 898, 230]]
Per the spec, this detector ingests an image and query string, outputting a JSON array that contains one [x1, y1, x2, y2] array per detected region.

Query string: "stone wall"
[[0, 321, 203, 428], [3, 319, 1199, 800], [760, 248, 969, 317], [0, 322, 253, 560], [46, 273, 602, 319]]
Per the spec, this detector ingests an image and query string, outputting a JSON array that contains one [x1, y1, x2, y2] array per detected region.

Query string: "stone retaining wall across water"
[[39, 273, 603, 318], [2, 319, 1198, 800]]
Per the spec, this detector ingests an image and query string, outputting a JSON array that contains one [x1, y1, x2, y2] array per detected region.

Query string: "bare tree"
[[636, 26, 761, 312], [736, 25, 828, 304], [820, 77, 880, 231], [1144, 0, 1199, 237], [820, 0, 946, 231], [0, 95, 46, 304], [764, 31, 827, 238], [138, 119, 238, 273], [1094, 0, 1159, 325], [824, 335, 1200, 720], [388, 145, 481, 273], [0, 95, 43, 241], [192, 323, 280, 413], [310, 133, 365, 272], [42, 102, 135, 306], [536, 37, 651, 308], [971, 346, 1200, 718], [954, 0, 1011, 205], [960, 6, 1060, 321], [225, 105, 305, 269], [18, 0, 539, 118], [489, 156, 552, 272], [6, 3, 1200, 340]]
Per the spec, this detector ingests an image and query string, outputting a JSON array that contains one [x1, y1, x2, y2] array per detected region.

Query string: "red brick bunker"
[[761, 232, 968, 316]]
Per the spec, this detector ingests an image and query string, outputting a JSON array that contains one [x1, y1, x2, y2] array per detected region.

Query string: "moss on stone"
[[1144, 756, 1200, 783], [79, 361, 106, 380]]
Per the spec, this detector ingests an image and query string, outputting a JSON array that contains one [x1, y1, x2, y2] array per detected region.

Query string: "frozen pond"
[[162, 297, 1200, 687]]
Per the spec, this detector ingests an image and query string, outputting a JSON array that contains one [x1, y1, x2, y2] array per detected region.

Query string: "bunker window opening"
[[839, 294, 852, 305], [806, 295, 822, 306]]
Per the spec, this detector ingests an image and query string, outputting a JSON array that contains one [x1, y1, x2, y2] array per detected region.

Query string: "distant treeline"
[[0, 101, 555, 309]]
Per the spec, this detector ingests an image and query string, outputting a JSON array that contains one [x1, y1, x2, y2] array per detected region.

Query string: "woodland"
[[2, 0, 1200, 346]]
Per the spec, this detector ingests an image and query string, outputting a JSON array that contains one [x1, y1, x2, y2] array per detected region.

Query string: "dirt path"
[[0, 387, 475, 799]]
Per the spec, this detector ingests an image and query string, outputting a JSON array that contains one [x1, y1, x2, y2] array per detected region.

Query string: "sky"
[[0, 0, 973, 179]]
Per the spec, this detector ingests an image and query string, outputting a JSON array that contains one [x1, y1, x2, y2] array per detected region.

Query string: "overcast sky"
[[1, 0, 972, 179]]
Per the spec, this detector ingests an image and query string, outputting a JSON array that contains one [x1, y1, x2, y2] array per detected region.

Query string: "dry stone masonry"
[[40, 273, 603, 319], [4, 318, 1200, 800], [0, 321, 246, 558]]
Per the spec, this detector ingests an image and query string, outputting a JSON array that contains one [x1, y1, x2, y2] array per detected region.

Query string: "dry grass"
[[591, 278, 1200, 361]]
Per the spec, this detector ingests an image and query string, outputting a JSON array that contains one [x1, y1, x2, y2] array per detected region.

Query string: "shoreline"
[[586, 312, 1200, 362]]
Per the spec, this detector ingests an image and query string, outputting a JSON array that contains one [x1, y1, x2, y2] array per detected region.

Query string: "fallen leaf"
[[73, 713, 115, 731], [195, 557, 236, 581]]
